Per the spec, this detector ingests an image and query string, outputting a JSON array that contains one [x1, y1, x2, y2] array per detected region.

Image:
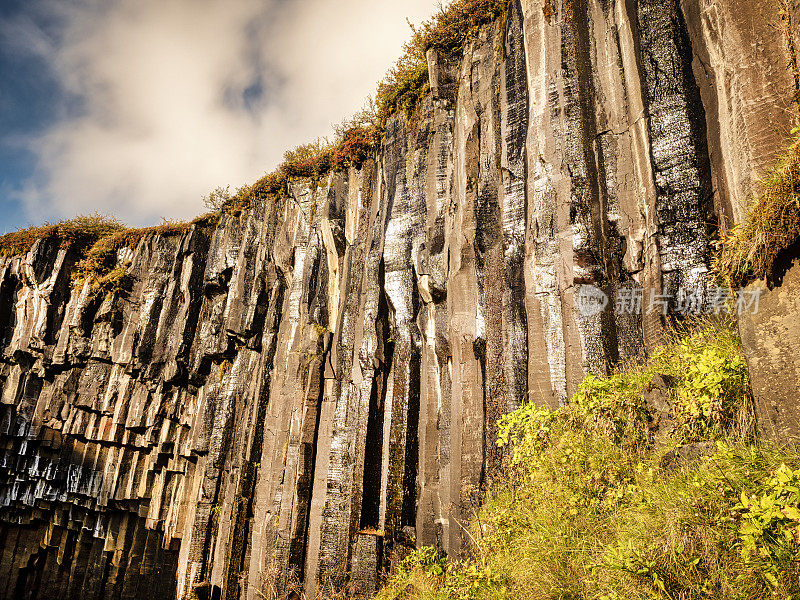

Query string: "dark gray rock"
[[643, 373, 676, 435], [659, 441, 716, 471]]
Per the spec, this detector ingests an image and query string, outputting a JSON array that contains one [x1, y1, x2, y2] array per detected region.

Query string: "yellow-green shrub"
[[378, 321, 800, 600]]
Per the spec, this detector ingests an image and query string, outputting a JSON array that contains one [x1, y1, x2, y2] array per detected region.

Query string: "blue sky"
[[0, 0, 438, 233], [0, 0, 59, 231]]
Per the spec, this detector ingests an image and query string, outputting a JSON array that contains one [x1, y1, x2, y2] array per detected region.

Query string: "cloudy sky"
[[0, 0, 439, 232]]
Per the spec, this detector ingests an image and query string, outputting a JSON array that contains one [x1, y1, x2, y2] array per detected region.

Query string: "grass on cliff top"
[[715, 131, 800, 285], [0, 214, 125, 259], [73, 220, 191, 293], [377, 321, 800, 600], [0, 214, 192, 295], [374, 0, 506, 126]]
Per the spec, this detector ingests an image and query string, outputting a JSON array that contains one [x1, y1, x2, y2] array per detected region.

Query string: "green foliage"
[[498, 321, 751, 458], [571, 372, 653, 446], [332, 125, 381, 170], [715, 133, 800, 284], [379, 321, 800, 600], [675, 339, 749, 438], [282, 140, 334, 179], [735, 461, 800, 584], [398, 547, 448, 580], [421, 0, 507, 55], [375, 51, 430, 126], [597, 443, 800, 598], [495, 403, 557, 467], [0, 214, 187, 298], [379, 547, 506, 600], [0, 213, 197, 298]]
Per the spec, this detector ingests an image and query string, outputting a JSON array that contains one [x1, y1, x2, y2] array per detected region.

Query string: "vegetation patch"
[[203, 121, 381, 216], [0, 214, 191, 295], [73, 220, 190, 293], [88, 265, 133, 298], [377, 320, 800, 600], [553, 322, 749, 446], [0, 214, 124, 258], [375, 0, 507, 126], [715, 132, 800, 285]]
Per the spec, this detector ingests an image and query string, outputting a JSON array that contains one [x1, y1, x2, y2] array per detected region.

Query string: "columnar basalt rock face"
[[0, 1, 797, 599], [738, 259, 800, 441]]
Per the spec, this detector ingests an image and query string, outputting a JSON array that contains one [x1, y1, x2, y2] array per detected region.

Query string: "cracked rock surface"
[[0, 1, 796, 599]]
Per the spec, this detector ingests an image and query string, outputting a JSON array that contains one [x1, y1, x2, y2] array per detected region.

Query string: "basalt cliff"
[[0, 1, 798, 599]]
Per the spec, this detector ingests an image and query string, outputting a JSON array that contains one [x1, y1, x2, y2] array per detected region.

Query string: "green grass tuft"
[[715, 133, 800, 285]]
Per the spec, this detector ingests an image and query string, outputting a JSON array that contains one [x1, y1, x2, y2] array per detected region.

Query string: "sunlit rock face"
[[0, 1, 796, 599]]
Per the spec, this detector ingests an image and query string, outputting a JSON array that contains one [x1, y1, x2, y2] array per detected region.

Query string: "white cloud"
[[11, 0, 437, 225]]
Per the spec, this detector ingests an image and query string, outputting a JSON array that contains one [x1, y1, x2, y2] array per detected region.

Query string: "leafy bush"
[[332, 126, 381, 170], [498, 321, 751, 456], [89, 265, 133, 297], [735, 461, 800, 584], [385, 442, 800, 600], [375, 50, 431, 126], [397, 546, 448, 580], [378, 546, 505, 600], [675, 338, 749, 438]]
